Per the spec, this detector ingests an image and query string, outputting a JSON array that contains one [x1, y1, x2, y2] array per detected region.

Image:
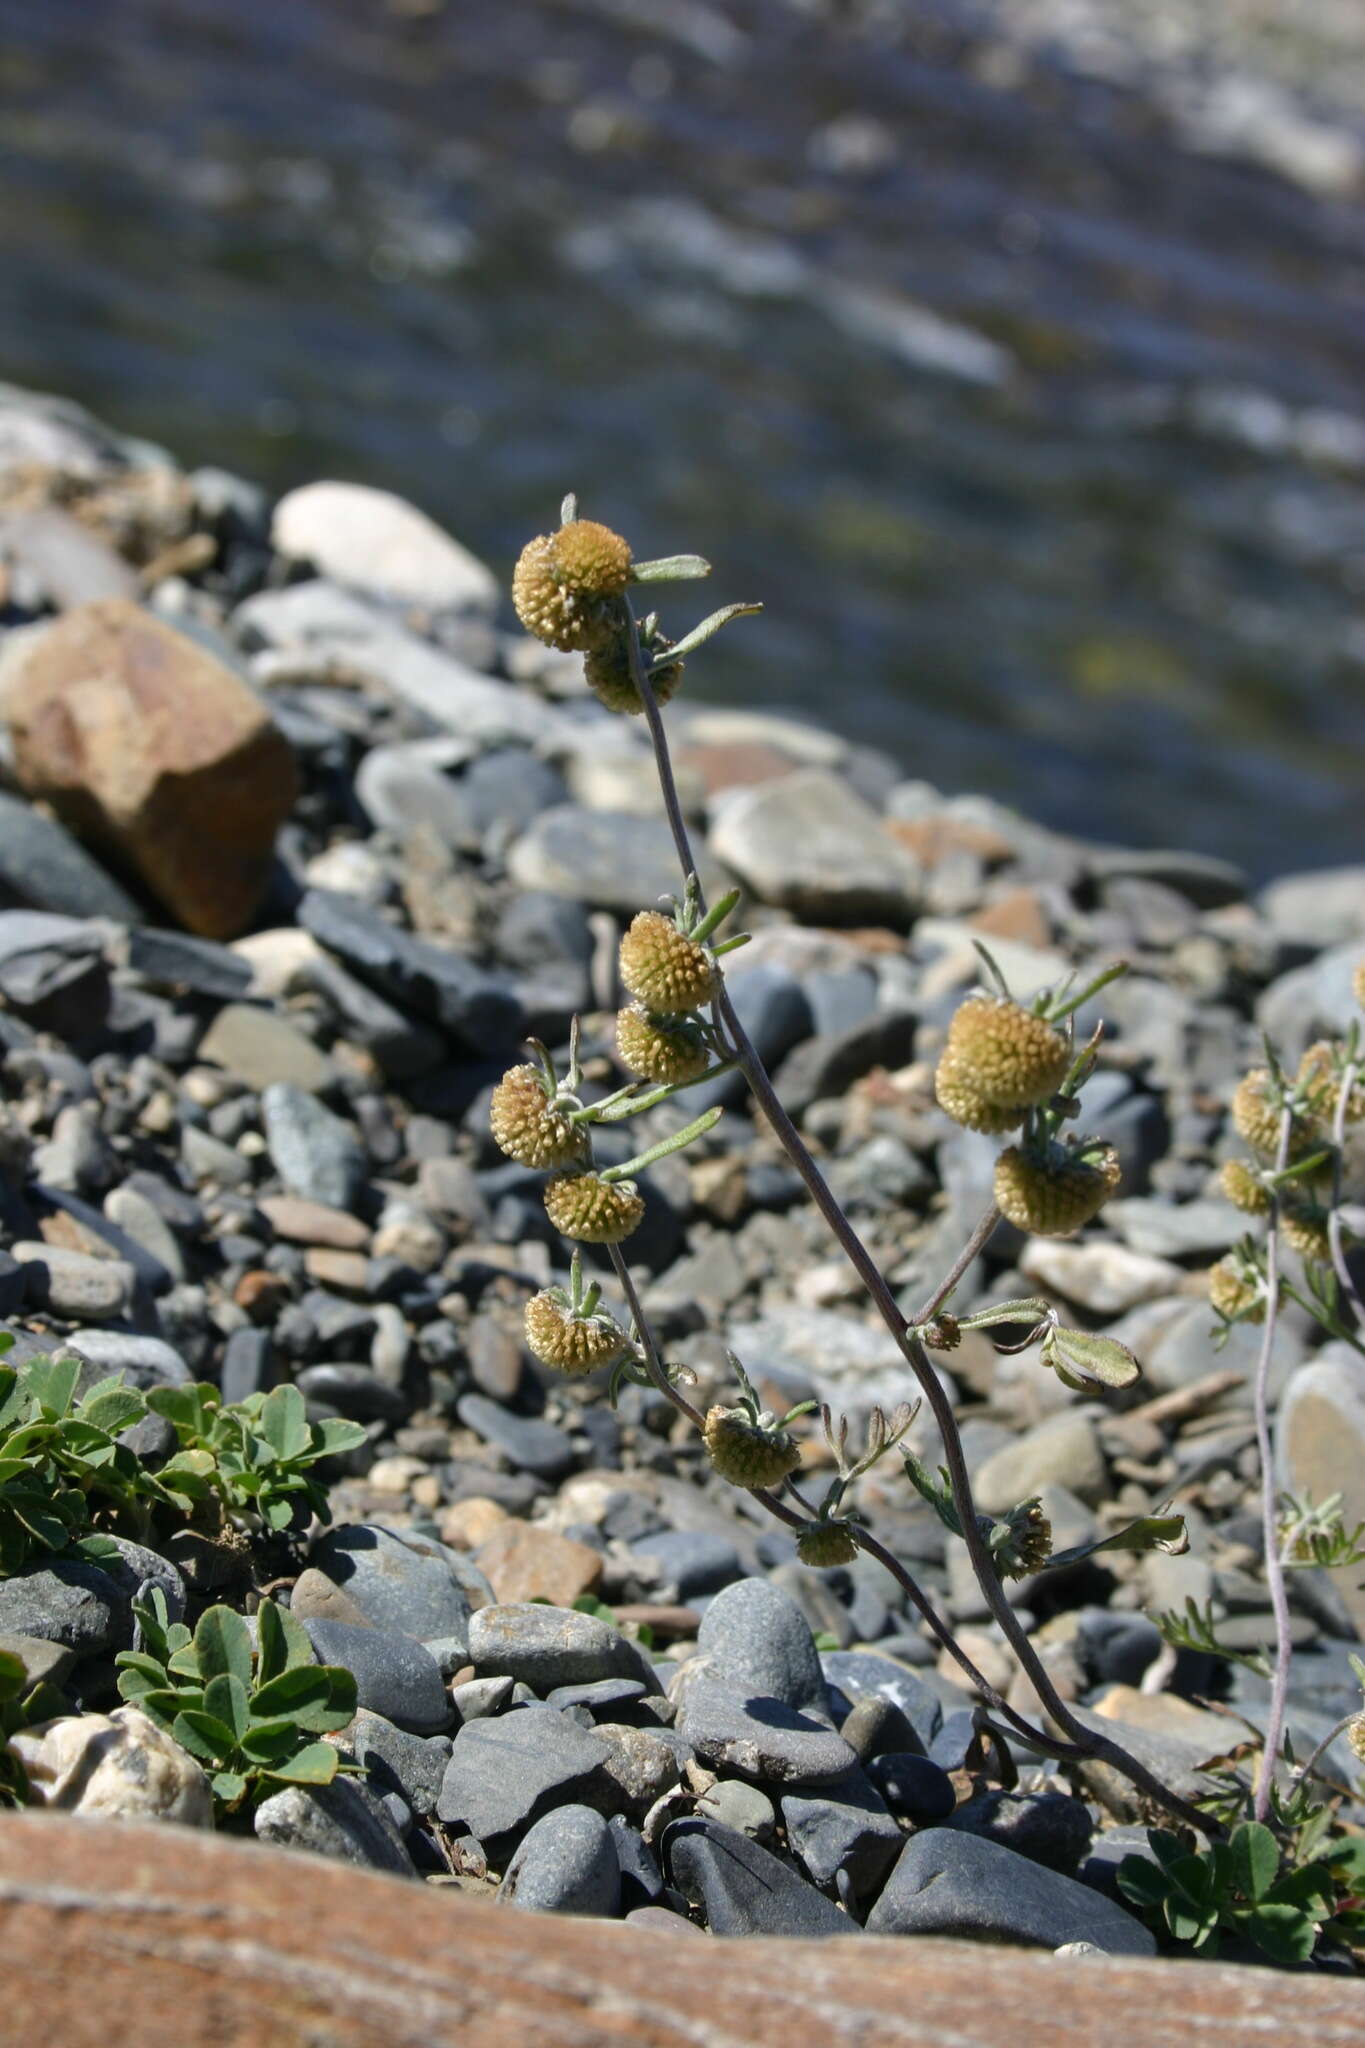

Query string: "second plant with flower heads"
[[491, 495, 1365, 1950]]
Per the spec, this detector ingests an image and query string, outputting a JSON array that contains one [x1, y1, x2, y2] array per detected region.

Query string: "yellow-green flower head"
[[1297, 1041, 1365, 1127], [1348, 1713, 1365, 1767], [544, 1170, 644, 1245], [994, 1141, 1121, 1237], [618, 910, 714, 1012], [512, 519, 633, 653], [994, 1498, 1054, 1580], [945, 995, 1071, 1111], [1219, 1159, 1270, 1216], [1230, 1068, 1318, 1162], [702, 1405, 802, 1490], [1281, 1205, 1334, 1267], [490, 1064, 588, 1170], [934, 1048, 1026, 1135], [796, 1520, 860, 1567], [584, 635, 685, 716], [1354, 959, 1365, 1012], [616, 1004, 709, 1086], [1208, 1256, 1265, 1324], [524, 1290, 628, 1375]]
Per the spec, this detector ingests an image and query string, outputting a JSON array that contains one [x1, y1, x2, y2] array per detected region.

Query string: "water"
[[2, 0, 1364, 879]]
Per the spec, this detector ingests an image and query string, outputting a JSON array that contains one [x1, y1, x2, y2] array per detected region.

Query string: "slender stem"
[[1254, 1109, 1296, 1827], [621, 599, 1217, 1836], [1289, 1712, 1359, 1796], [1328, 1061, 1364, 1328], [912, 1205, 1000, 1326], [607, 1243, 706, 1432]]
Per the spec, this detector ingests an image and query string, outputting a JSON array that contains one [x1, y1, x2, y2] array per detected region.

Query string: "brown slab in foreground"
[[0, 1812, 1360, 2047]]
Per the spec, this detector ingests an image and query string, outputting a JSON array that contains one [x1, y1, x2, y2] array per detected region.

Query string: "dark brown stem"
[[912, 1204, 1001, 1326], [621, 599, 1217, 1836], [1254, 1108, 1295, 1826], [1328, 1060, 1364, 1328]]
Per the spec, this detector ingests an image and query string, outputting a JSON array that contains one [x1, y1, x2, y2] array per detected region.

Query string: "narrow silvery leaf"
[[1049, 1514, 1188, 1571], [1041, 1326, 1141, 1390], [662, 602, 763, 660], [605, 1105, 723, 1179], [958, 1298, 1052, 1331], [629, 553, 712, 582]]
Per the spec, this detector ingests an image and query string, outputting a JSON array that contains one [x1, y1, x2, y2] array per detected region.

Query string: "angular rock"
[[0, 791, 142, 923], [865, 1828, 1155, 1954], [499, 1804, 621, 1917], [866, 1751, 956, 1826], [309, 1525, 474, 1646], [709, 769, 920, 926], [1, 598, 297, 938], [456, 1393, 576, 1480], [508, 806, 694, 918], [780, 1767, 902, 1896], [348, 1709, 451, 1820], [0, 1560, 130, 1657], [260, 1083, 365, 1207], [299, 888, 521, 1055], [974, 1412, 1106, 1512], [197, 1006, 335, 1094], [300, 1618, 450, 1735], [474, 1521, 603, 1607]]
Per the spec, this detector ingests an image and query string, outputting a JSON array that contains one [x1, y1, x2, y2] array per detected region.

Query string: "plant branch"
[[913, 1205, 1001, 1326], [1254, 1107, 1296, 1826], [1328, 1060, 1364, 1329]]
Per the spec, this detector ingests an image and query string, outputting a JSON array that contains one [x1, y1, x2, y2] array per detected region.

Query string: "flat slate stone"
[[0, 1560, 131, 1657], [456, 1393, 576, 1480], [677, 1679, 858, 1786], [666, 1819, 858, 1939], [349, 1709, 452, 1820], [865, 1828, 1155, 1956], [261, 1083, 367, 1209], [436, 1705, 611, 1853], [498, 1804, 621, 1917], [299, 888, 521, 1055], [780, 1767, 903, 1896]]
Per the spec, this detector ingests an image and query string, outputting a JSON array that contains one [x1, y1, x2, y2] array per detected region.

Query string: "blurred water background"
[[2, 0, 1364, 878]]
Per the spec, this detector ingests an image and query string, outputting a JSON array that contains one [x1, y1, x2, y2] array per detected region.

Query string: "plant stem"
[[1328, 1061, 1364, 1329], [913, 1205, 1001, 1326], [621, 598, 1216, 1836], [1288, 1712, 1359, 1796], [1254, 1108, 1296, 1826]]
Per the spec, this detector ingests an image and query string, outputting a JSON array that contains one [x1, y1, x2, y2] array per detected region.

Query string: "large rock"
[[708, 769, 921, 926], [271, 483, 498, 613], [12, 1707, 211, 1827], [1, 1811, 1361, 2044], [1277, 1355, 1365, 1634], [0, 599, 296, 937], [866, 1828, 1155, 1955]]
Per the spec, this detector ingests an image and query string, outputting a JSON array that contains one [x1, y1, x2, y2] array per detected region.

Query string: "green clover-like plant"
[[116, 1587, 357, 1811], [1116, 1821, 1360, 1966], [0, 1337, 159, 1574], [146, 1381, 366, 1534]]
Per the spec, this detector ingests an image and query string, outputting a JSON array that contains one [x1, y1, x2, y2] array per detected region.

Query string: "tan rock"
[[257, 1195, 372, 1252], [288, 1567, 370, 1627], [12, 1707, 211, 1827], [302, 1247, 370, 1293], [438, 1497, 510, 1550], [474, 1519, 603, 1606], [1, 597, 296, 937]]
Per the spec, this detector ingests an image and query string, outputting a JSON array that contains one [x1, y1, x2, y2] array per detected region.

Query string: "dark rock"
[[349, 1708, 452, 1819], [300, 1618, 450, 1734], [254, 1776, 416, 1875], [295, 1364, 408, 1422], [0, 792, 142, 923], [437, 1705, 612, 1854], [865, 1829, 1156, 1954], [498, 1804, 621, 1917], [632, 1530, 742, 1602], [780, 1767, 903, 1897], [609, 1816, 665, 1910], [677, 1680, 858, 1787], [467, 1604, 656, 1693], [696, 1577, 829, 1718], [125, 928, 253, 999], [299, 888, 521, 1055], [0, 1560, 130, 1657], [772, 1009, 916, 1115], [309, 1525, 474, 1646], [946, 1789, 1093, 1876], [822, 1651, 944, 1752], [665, 1819, 858, 1938], [867, 1751, 956, 1826], [261, 1083, 366, 1209], [456, 1393, 576, 1480]]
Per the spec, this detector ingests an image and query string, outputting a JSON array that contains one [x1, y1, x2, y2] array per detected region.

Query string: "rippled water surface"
[[3, 0, 1364, 876]]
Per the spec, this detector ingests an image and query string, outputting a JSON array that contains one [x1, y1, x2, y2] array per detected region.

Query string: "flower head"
[[994, 1140, 1121, 1236], [513, 519, 632, 652], [619, 910, 714, 1012], [544, 1170, 644, 1245], [490, 1064, 588, 1169]]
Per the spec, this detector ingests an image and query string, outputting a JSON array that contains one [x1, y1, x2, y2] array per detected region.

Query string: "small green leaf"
[[210, 1770, 250, 1807], [171, 1708, 237, 1763], [193, 1607, 254, 1689], [23, 1355, 82, 1417], [204, 1672, 251, 1743], [1115, 1857, 1171, 1911], [268, 1740, 339, 1786], [1245, 1901, 1320, 1965], [238, 1717, 309, 1764], [78, 1387, 147, 1436], [1049, 1514, 1189, 1571], [255, 1599, 315, 1684], [250, 1667, 335, 1720], [259, 1384, 311, 1461], [1229, 1821, 1280, 1903]]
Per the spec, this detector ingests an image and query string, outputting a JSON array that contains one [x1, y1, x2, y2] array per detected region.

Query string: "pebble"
[[507, 806, 689, 918], [780, 1767, 903, 1895], [974, 1412, 1107, 1513], [498, 1803, 622, 1916], [197, 1004, 335, 1093], [466, 1604, 656, 1693], [676, 1678, 858, 1786], [1276, 1358, 1365, 1634], [666, 1819, 858, 1939], [695, 1576, 831, 1718], [11, 1243, 137, 1321], [301, 1618, 451, 1735], [261, 1083, 366, 1209], [0, 1561, 130, 1656], [456, 1393, 577, 1480], [436, 1705, 612, 1853], [865, 1829, 1155, 1955], [271, 481, 498, 613], [866, 1751, 956, 1825], [1018, 1239, 1182, 1315], [254, 1776, 417, 1875], [475, 1520, 603, 1606], [593, 1723, 683, 1813], [709, 768, 920, 925], [309, 1525, 474, 1646], [694, 1778, 777, 1842], [348, 1709, 452, 1819]]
